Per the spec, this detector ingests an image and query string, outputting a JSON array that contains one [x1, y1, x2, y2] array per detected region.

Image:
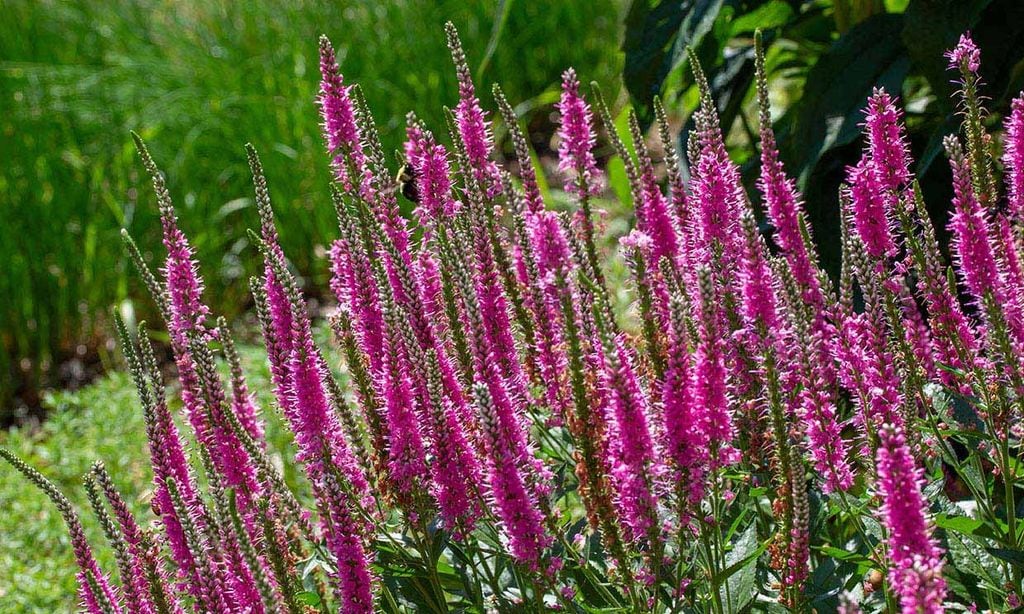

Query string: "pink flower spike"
[[875, 426, 947, 614], [446, 23, 502, 198], [379, 303, 430, 508], [557, 68, 602, 199], [318, 36, 372, 199], [1004, 94, 1024, 221], [946, 32, 981, 73], [693, 270, 737, 465], [472, 382, 552, 570], [846, 157, 897, 260], [864, 88, 911, 195], [662, 296, 708, 509], [757, 104, 823, 310], [404, 119, 460, 225], [947, 136, 1001, 302], [604, 335, 661, 544]]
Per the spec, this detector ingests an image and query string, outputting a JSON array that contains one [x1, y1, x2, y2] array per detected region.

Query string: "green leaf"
[[622, 0, 725, 124], [816, 545, 874, 566], [935, 513, 984, 535], [945, 530, 1005, 590], [787, 13, 910, 185], [714, 522, 763, 612], [986, 547, 1024, 569], [729, 1, 794, 35], [294, 591, 321, 606]]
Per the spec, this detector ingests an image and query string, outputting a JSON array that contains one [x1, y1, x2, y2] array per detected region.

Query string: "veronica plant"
[[5, 26, 1024, 614]]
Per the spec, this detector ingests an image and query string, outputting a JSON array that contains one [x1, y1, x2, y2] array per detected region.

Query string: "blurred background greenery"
[[3, 0, 1024, 610], [0, 0, 625, 424], [4, 0, 1023, 425]]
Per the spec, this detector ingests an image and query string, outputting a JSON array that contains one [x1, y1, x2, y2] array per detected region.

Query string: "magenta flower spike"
[[331, 204, 387, 376], [737, 213, 781, 333], [123, 326, 214, 604], [604, 335, 661, 544], [754, 48, 851, 492], [902, 188, 982, 390], [318, 35, 372, 200], [160, 219, 209, 347], [415, 249, 447, 325], [404, 120, 460, 227], [473, 382, 552, 570], [693, 270, 737, 465], [133, 134, 263, 521], [947, 137, 1024, 370], [864, 88, 912, 196], [256, 238, 375, 610], [288, 303, 372, 506], [661, 297, 708, 509], [947, 137, 1002, 302], [896, 283, 939, 381], [633, 130, 680, 265], [946, 33, 981, 73], [846, 157, 897, 260], [689, 114, 743, 266], [527, 209, 573, 280], [557, 68, 602, 200], [248, 144, 297, 426], [87, 466, 160, 614], [1005, 94, 1024, 221], [264, 267, 298, 412], [756, 107, 823, 309], [875, 426, 947, 613], [834, 307, 906, 438], [795, 344, 853, 494], [419, 372, 485, 535], [378, 302, 430, 511], [289, 321, 376, 611], [446, 23, 502, 199], [995, 215, 1024, 312]]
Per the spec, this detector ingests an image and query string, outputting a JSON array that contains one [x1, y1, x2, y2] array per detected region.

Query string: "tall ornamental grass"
[[4, 26, 1024, 613]]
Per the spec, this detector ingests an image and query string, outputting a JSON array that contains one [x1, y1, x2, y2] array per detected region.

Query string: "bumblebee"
[[394, 151, 420, 203]]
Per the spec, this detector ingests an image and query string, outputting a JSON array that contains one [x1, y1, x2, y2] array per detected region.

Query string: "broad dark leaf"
[[786, 13, 910, 185], [622, 0, 726, 124], [713, 522, 763, 611], [987, 547, 1024, 569]]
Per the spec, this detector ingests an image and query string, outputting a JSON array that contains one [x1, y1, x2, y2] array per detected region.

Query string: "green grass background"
[[0, 0, 625, 421], [0, 343, 288, 612]]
